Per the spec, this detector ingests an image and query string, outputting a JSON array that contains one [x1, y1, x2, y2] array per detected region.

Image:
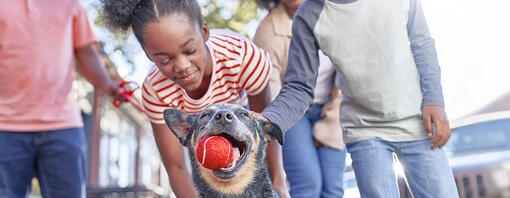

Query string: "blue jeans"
[[347, 138, 459, 198], [283, 104, 347, 198], [0, 128, 87, 198]]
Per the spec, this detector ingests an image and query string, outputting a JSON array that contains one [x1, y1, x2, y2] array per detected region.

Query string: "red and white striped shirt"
[[142, 29, 272, 124]]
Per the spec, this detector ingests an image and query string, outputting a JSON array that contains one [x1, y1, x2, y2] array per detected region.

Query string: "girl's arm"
[[151, 123, 199, 198]]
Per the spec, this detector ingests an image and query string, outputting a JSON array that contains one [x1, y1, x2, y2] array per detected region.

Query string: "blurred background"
[[87, 0, 510, 120], [30, 0, 510, 197]]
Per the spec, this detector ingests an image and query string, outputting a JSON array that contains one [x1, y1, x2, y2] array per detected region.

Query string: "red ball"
[[195, 135, 234, 170]]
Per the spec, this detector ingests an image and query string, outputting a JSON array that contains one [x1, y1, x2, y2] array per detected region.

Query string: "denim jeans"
[[346, 138, 459, 198], [283, 104, 347, 198], [0, 128, 87, 198]]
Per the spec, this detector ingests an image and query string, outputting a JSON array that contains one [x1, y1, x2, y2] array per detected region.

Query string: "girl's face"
[[142, 14, 212, 94]]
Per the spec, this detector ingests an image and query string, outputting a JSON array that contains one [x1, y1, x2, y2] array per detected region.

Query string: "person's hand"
[[101, 80, 124, 101], [251, 111, 269, 121], [422, 105, 450, 149], [272, 176, 290, 198], [111, 88, 126, 104]]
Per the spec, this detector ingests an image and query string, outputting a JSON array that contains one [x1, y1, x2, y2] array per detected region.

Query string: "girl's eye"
[[159, 58, 172, 66], [186, 47, 197, 55]]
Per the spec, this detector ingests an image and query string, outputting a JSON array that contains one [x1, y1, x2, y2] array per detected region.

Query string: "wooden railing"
[[75, 77, 172, 197]]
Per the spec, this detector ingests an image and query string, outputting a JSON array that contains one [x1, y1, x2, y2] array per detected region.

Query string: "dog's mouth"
[[212, 133, 249, 179], [219, 133, 246, 169]]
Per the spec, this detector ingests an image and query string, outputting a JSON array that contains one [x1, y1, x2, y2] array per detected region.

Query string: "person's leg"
[[283, 111, 322, 198], [397, 139, 459, 198], [35, 128, 87, 198], [308, 103, 347, 198], [0, 131, 36, 198], [318, 147, 347, 198], [346, 138, 399, 198]]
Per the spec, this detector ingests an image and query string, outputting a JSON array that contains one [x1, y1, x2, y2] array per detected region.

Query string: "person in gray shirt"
[[258, 0, 459, 197]]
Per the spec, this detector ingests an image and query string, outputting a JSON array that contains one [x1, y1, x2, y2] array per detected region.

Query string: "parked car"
[[445, 110, 510, 198], [343, 110, 510, 198], [343, 168, 360, 198]]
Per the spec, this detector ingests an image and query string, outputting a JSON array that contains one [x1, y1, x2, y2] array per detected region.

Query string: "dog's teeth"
[[221, 160, 236, 170], [219, 147, 240, 171], [233, 147, 240, 161]]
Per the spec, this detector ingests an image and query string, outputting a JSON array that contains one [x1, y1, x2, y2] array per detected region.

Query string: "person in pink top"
[[0, 0, 123, 197]]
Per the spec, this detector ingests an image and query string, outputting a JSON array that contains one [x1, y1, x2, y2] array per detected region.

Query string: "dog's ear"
[[259, 120, 284, 145], [163, 108, 198, 146]]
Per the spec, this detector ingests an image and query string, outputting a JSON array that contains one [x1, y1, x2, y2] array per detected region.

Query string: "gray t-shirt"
[[262, 0, 445, 143]]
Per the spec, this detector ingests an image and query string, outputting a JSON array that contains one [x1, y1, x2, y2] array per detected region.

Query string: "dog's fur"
[[163, 104, 283, 198]]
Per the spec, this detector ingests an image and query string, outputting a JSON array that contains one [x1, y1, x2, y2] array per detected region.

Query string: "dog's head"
[[163, 104, 283, 183]]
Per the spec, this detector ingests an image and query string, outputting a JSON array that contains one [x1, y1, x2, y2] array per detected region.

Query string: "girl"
[[101, 0, 289, 197]]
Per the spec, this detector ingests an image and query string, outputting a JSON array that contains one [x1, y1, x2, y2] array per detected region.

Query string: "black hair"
[[255, 0, 280, 10], [100, 0, 204, 45]]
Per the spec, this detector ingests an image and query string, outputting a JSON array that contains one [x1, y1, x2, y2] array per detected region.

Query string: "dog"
[[163, 104, 284, 198]]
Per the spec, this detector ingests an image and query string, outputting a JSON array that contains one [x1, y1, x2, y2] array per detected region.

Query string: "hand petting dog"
[[164, 104, 284, 198]]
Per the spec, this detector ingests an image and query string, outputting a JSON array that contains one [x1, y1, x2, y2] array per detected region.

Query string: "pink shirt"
[[0, 0, 97, 131]]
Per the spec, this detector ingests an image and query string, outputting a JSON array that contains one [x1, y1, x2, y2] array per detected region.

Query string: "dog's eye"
[[199, 113, 211, 119], [239, 112, 250, 117]]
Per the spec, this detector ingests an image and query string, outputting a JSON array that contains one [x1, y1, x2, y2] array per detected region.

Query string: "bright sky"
[[117, 0, 510, 121], [422, 0, 510, 120]]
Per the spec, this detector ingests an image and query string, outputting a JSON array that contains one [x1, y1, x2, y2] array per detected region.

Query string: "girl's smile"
[[141, 13, 212, 96], [174, 68, 200, 85]]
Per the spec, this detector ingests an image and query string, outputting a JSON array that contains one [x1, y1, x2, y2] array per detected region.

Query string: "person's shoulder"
[[44, 0, 83, 12], [256, 15, 273, 32], [253, 15, 274, 42], [210, 29, 247, 39], [209, 28, 251, 48], [300, 0, 327, 7], [61, 0, 88, 15], [257, 10, 275, 28], [295, 0, 325, 17], [66, 0, 85, 10]]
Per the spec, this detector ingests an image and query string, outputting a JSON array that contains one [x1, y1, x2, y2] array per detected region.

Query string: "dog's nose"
[[215, 110, 234, 124]]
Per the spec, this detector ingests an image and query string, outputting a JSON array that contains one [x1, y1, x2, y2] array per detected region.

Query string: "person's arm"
[[141, 77, 199, 197], [74, 44, 122, 100], [253, 19, 286, 100], [248, 86, 290, 198], [240, 28, 289, 197], [261, 1, 322, 133], [407, 0, 450, 148], [152, 123, 200, 198]]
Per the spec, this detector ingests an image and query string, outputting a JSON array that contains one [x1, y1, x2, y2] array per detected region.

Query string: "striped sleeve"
[[238, 38, 272, 95], [141, 68, 173, 124]]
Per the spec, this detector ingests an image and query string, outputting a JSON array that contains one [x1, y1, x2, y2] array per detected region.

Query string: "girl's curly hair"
[[100, 0, 204, 45]]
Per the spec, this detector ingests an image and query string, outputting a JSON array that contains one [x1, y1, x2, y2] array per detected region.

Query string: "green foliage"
[[83, 0, 262, 81], [201, 0, 260, 36], [90, 0, 260, 40]]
